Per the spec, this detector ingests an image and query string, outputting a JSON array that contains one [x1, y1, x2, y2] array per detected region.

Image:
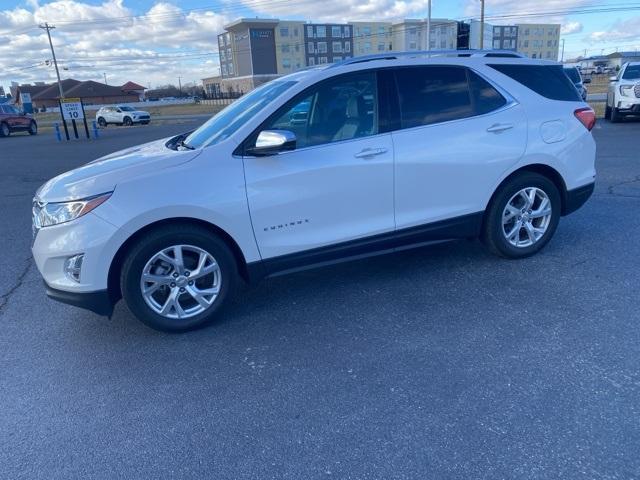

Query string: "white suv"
[[32, 53, 596, 332], [96, 105, 151, 127], [605, 62, 640, 122]]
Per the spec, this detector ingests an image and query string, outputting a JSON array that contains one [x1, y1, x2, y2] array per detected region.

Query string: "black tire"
[[120, 224, 238, 332], [482, 172, 561, 259], [28, 121, 37, 135], [141, 121, 150, 125], [123, 116, 133, 126], [97, 117, 107, 127], [610, 107, 622, 123], [0, 122, 10, 137], [604, 105, 611, 120]]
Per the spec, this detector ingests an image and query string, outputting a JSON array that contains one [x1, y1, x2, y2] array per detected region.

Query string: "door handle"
[[354, 147, 388, 159], [486, 123, 514, 133]]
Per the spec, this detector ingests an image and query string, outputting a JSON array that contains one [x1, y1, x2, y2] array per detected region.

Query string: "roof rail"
[[330, 49, 525, 68]]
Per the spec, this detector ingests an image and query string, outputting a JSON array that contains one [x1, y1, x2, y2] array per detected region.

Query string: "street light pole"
[[561, 38, 565, 62], [103, 72, 108, 85], [39, 22, 64, 99], [178, 76, 182, 95], [479, 0, 485, 49], [426, 0, 431, 51]]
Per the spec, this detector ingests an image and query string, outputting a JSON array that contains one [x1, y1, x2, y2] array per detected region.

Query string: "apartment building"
[[392, 18, 458, 51], [304, 23, 354, 66], [492, 25, 518, 51], [469, 19, 494, 49], [350, 21, 393, 55], [516, 23, 560, 60], [274, 20, 306, 74], [217, 18, 281, 93]]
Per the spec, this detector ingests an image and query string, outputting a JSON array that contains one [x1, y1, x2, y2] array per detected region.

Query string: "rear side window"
[[468, 70, 507, 115], [489, 64, 581, 101], [394, 66, 474, 128]]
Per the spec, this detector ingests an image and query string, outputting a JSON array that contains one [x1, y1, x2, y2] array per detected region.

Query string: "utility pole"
[[103, 72, 108, 85], [479, 0, 485, 49], [39, 22, 65, 99], [561, 38, 565, 62], [178, 76, 182, 95], [426, 0, 431, 51]]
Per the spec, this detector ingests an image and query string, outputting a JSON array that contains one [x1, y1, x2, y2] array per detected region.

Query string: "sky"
[[1, 0, 640, 92]]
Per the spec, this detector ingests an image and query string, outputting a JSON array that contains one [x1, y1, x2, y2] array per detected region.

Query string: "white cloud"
[[0, 1, 228, 90], [240, 0, 427, 22], [586, 16, 640, 44], [561, 21, 582, 35]]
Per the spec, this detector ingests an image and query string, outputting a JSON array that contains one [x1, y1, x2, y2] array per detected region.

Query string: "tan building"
[[516, 23, 560, 60], [349, 21, 393, 55], [274, 20, 306, 74]]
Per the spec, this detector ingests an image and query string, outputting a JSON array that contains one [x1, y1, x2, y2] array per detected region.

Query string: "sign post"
[[59, 97, 90, 140]]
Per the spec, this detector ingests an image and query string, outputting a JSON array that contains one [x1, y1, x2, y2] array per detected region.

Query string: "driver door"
[[242, 71, 395, 262]]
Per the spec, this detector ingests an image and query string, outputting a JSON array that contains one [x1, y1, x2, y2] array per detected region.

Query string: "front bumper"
[[45, 282, 114, 316], [563, 182, 595, 216]]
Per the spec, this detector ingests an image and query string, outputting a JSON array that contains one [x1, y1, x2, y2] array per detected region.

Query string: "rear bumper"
[[563, 182, 594, 216], [45, 282, 114, 317]]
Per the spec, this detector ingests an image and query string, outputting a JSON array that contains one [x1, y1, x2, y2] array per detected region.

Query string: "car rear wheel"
[[604, 105, 611, 120], [97, 117, 107, 127], [482, 172, 561, 259], [0, 122, 10, 137], [28, 121, 37, 135], [120, 224, 238, 332], [123, 117, 133, 126]]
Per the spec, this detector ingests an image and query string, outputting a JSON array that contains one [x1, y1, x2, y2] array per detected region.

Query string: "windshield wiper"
[[177, 139, 194, 150]]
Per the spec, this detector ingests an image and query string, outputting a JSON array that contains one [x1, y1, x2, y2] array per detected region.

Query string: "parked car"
[[563, 66, 588, 101], [0, 104, 37, 137], [32, 54, 596, 332], [95, 105, 151, 127], [605, 62, 640, 122]]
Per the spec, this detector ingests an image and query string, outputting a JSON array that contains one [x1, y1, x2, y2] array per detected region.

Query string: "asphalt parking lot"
[[1, 119, 639, 479]]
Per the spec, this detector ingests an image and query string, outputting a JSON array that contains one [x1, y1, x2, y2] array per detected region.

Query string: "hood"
[[36, 136, 200, 202]]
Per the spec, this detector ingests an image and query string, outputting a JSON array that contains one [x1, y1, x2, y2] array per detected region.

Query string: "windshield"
[[119, 106, 135, 111], [622, 65, 640, 80], [184, 80, 297, 148], [563, 68, 581, 84]]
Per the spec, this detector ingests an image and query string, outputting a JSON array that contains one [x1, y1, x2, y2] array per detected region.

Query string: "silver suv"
[[606, 62, 640, 122], [96, 105, 151, 127]]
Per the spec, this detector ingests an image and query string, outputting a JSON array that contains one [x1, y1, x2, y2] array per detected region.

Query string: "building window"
[[294, 27, 299, 37], [308, 57, 315, 65], [308, 42, 314, 53], [307, 25, 313, 37], [221, 64, 227, 75], [429, 39, 435, 49], [440, 39, 446, 48], [316, 26, 326, 37], [344, 25, 350, 36], [532, 53, 537, 58], [334, 56, 342, 61], [317, 41, 327, 53], [378, 26, 385, 35], [524, 40, 529, 48], [228, 63, 234, 75], [332, 41, 342, 53], [220, 50, 226, 61], [409, 41, 417, 50], [295, 44, 299, 52], [281, 43, 290, 53], [363, 26, 371, 36], [364, 41, 372, 53], [345, 42, 350, 52], [319, 56, 328, 64], [493, 39, 501, 49], [332, 26, 341, 37], [524, 28, 529, 35], [377, 43, 385, 51], [409, 27, 417, 36], [282, 58, 291, 68], [280, 27, 289, 37]]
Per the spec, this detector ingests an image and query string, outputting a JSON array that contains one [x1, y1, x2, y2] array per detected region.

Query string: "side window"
[[488, 64, 582, 101], [262, 72, 378, 149], [394, 66, 473, 128], [468, 70, 507, 115]]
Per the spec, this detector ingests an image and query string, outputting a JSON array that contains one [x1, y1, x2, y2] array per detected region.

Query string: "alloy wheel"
[[501, 187, 553, 248], [140, 244, 221, 320]]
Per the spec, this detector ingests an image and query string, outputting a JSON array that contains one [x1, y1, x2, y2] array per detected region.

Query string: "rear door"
[[391, 65, 527, 229]]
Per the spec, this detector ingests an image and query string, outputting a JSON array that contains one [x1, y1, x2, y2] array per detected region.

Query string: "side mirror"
[[247, 130, 296, 156], [609, 76, 617, 82]]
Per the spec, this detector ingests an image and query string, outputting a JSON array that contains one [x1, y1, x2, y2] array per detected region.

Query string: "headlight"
[[620, 85, 634, 97], [33, 192, 112, 228]]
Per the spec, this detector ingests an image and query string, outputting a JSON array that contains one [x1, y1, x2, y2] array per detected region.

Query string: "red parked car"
[[0, 104, 37, 137]]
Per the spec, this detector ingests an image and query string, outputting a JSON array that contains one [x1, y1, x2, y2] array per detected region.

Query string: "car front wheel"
[[610, 106, 622, 123], [97, 117, 107, 127], [120, 225, 237, 332], [28, 121, 37, 135], [482, 172, 561, 259], [123, 117, 133, 126]]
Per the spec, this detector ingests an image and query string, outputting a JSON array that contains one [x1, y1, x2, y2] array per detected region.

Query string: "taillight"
[[574, 107, 596, 131]]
